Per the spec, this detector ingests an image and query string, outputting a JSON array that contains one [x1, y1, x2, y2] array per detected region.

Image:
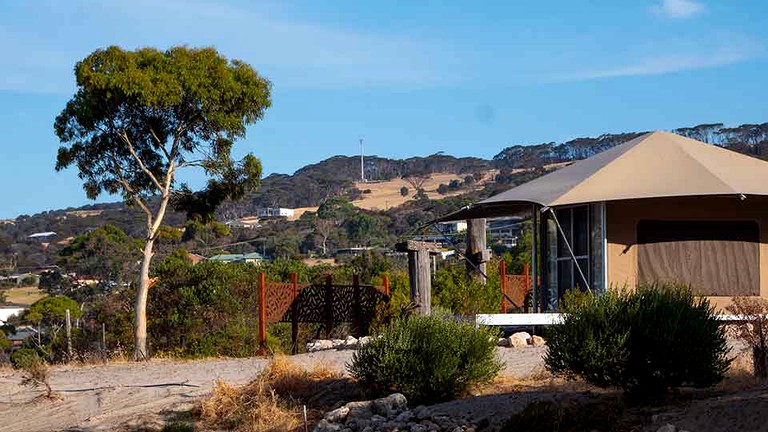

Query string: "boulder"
[[656, 425, 676, 432], [343, 335, 359, 349], [497, 337, 510, 347], [307, 339, 333, 352], [508, 332, 531, 347], [331, 339, 345, 349], [531, 335, 546, 346], [324, 406, 350, 423], [358, 336, 372, 347], [372, 393, 408, 417]]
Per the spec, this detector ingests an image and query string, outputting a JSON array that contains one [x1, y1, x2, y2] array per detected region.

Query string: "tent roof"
[[438, 131, 768, 221]]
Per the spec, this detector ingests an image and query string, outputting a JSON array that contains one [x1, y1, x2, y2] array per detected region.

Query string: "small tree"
[[15, 351, 53, 399], [726, 297, 768, 378], [399, 186, 409, 197], [54, 46, 271, 360]]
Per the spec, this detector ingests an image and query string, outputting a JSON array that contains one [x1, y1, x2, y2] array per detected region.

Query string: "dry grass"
[[199, 356, 354, 432], [3, 286, 46, 306]]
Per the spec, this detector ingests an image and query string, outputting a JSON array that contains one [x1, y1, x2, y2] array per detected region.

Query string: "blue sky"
[[1, 0, 767, 218]]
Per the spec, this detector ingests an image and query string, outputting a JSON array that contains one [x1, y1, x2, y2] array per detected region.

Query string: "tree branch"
[[148, 127, 173, 162], [112, 155, 153, 225], [119, 130, 164, 192]]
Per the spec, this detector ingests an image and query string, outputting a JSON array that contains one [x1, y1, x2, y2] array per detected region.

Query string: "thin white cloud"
[[547, 37, 759, 82], [651, 0, 705, 19]]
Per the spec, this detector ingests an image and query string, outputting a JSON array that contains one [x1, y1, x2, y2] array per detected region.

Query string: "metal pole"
[[360, 138, 365, 182], [531, 205, 538, 313]]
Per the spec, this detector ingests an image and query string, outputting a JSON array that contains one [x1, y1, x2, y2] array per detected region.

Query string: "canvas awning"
[[439, 131, 768, 222]]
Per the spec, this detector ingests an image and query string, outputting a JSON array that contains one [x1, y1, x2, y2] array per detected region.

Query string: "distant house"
[[28, 231, 57, 240], [334, 247, 374, 257], [225, 216, 261, 229], [186, 252, 207, 265], [257, 208, 294, 218], [0, 273, 39, 287], [208, 252, 265, 265], [438, 221, 467, 234], [0, 306, 25, 324]]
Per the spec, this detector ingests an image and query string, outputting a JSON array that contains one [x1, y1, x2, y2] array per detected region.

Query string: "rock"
[[656, 424, 676, 432], [531, 335, 546, 346], [413, 405, 433, 420], [372, 393, 408, 417], [324, 406, 350, 423], [314, 419, 342, 432], [343, 335, 358, 349], [497, 337, 509, 347], [331, 339, 345, 349], [358, 336, 372, 347], [395, 410, 415, 423], [345, 400, 374, 420], [410, 425, 428, 432], [307, 339, 333, 352], [508, 332, 531, 347]]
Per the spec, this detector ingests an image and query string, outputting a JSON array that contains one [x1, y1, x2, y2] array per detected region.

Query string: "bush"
[[544, 284, 730, 403], [432, 263, 501, 315], [348, 313, 501, 404], [726, 297, 768, 377], [13, 349, 53, 398]]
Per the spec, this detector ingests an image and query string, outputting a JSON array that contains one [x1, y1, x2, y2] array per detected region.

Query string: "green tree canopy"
[[58, 224, 142, 286], [28, 296, 82, 326]]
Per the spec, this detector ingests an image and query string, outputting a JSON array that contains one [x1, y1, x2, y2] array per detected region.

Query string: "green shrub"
[[348, 313, 502, 404], [432, 263, 500, 315], [11, 348, 40, 369], [545, 284, 731, 403]]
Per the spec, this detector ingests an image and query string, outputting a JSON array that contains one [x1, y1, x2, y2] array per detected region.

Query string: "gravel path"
[[0, 347, 546, 432]]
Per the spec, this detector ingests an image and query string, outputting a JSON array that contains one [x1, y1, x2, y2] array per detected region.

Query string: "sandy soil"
[[0, 347, 545, 432], [3, 344, 766, 432]]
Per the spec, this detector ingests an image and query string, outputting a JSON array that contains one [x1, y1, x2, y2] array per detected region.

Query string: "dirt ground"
[[1, 345, 767, 432]]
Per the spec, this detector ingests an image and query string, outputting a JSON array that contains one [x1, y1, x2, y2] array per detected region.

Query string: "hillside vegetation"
[[2, 121, 767, 271]]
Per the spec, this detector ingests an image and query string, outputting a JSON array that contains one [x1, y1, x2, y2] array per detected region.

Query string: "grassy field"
[[3, 286, 45, 306], [287, 170, 499, 220]]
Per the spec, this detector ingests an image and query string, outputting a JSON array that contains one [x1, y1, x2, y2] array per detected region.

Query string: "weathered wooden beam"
[[466, 218, 488, 284], [396, 240, 441, 315]]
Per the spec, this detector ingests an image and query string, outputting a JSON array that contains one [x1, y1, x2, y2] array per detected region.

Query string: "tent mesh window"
[[637, 220, 760, 296]]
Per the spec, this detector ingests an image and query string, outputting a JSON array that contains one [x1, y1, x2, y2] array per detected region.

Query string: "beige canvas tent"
[[443, 131, 768, 311]]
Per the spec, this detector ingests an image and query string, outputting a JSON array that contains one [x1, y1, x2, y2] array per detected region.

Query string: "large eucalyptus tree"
[[54, 46, 271, 359]]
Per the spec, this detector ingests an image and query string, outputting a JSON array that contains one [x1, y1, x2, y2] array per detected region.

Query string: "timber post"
[[466, 218, 488, 284], [258, 272, 267, 355], [396, 240, 441, 316], [383, 274, 390, 297]]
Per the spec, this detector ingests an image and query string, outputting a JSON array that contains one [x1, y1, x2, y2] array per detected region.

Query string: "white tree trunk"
[[133, 237, 154, 360]]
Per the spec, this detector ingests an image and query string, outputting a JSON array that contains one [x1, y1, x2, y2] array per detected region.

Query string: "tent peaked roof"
[[482, 131, 768, 208]]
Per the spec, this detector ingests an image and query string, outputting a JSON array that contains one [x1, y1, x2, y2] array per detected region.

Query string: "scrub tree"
[[54, 46, 271, 359]]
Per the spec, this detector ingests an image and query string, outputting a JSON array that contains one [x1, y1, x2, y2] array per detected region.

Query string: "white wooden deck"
[[475, 313, 748, 327]]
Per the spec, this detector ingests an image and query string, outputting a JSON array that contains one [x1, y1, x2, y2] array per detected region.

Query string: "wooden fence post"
[[291, 272, 299, 354], [324, 274, 333, 337], [258, 272, 267, 355], [500, 261, 507, 313], [383, 274, 390, 297], [352, 274, 362, 338], [65, 309, 72, 362]]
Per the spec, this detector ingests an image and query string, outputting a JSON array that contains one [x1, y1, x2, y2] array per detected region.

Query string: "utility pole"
[[359, 137, 365, 182]]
